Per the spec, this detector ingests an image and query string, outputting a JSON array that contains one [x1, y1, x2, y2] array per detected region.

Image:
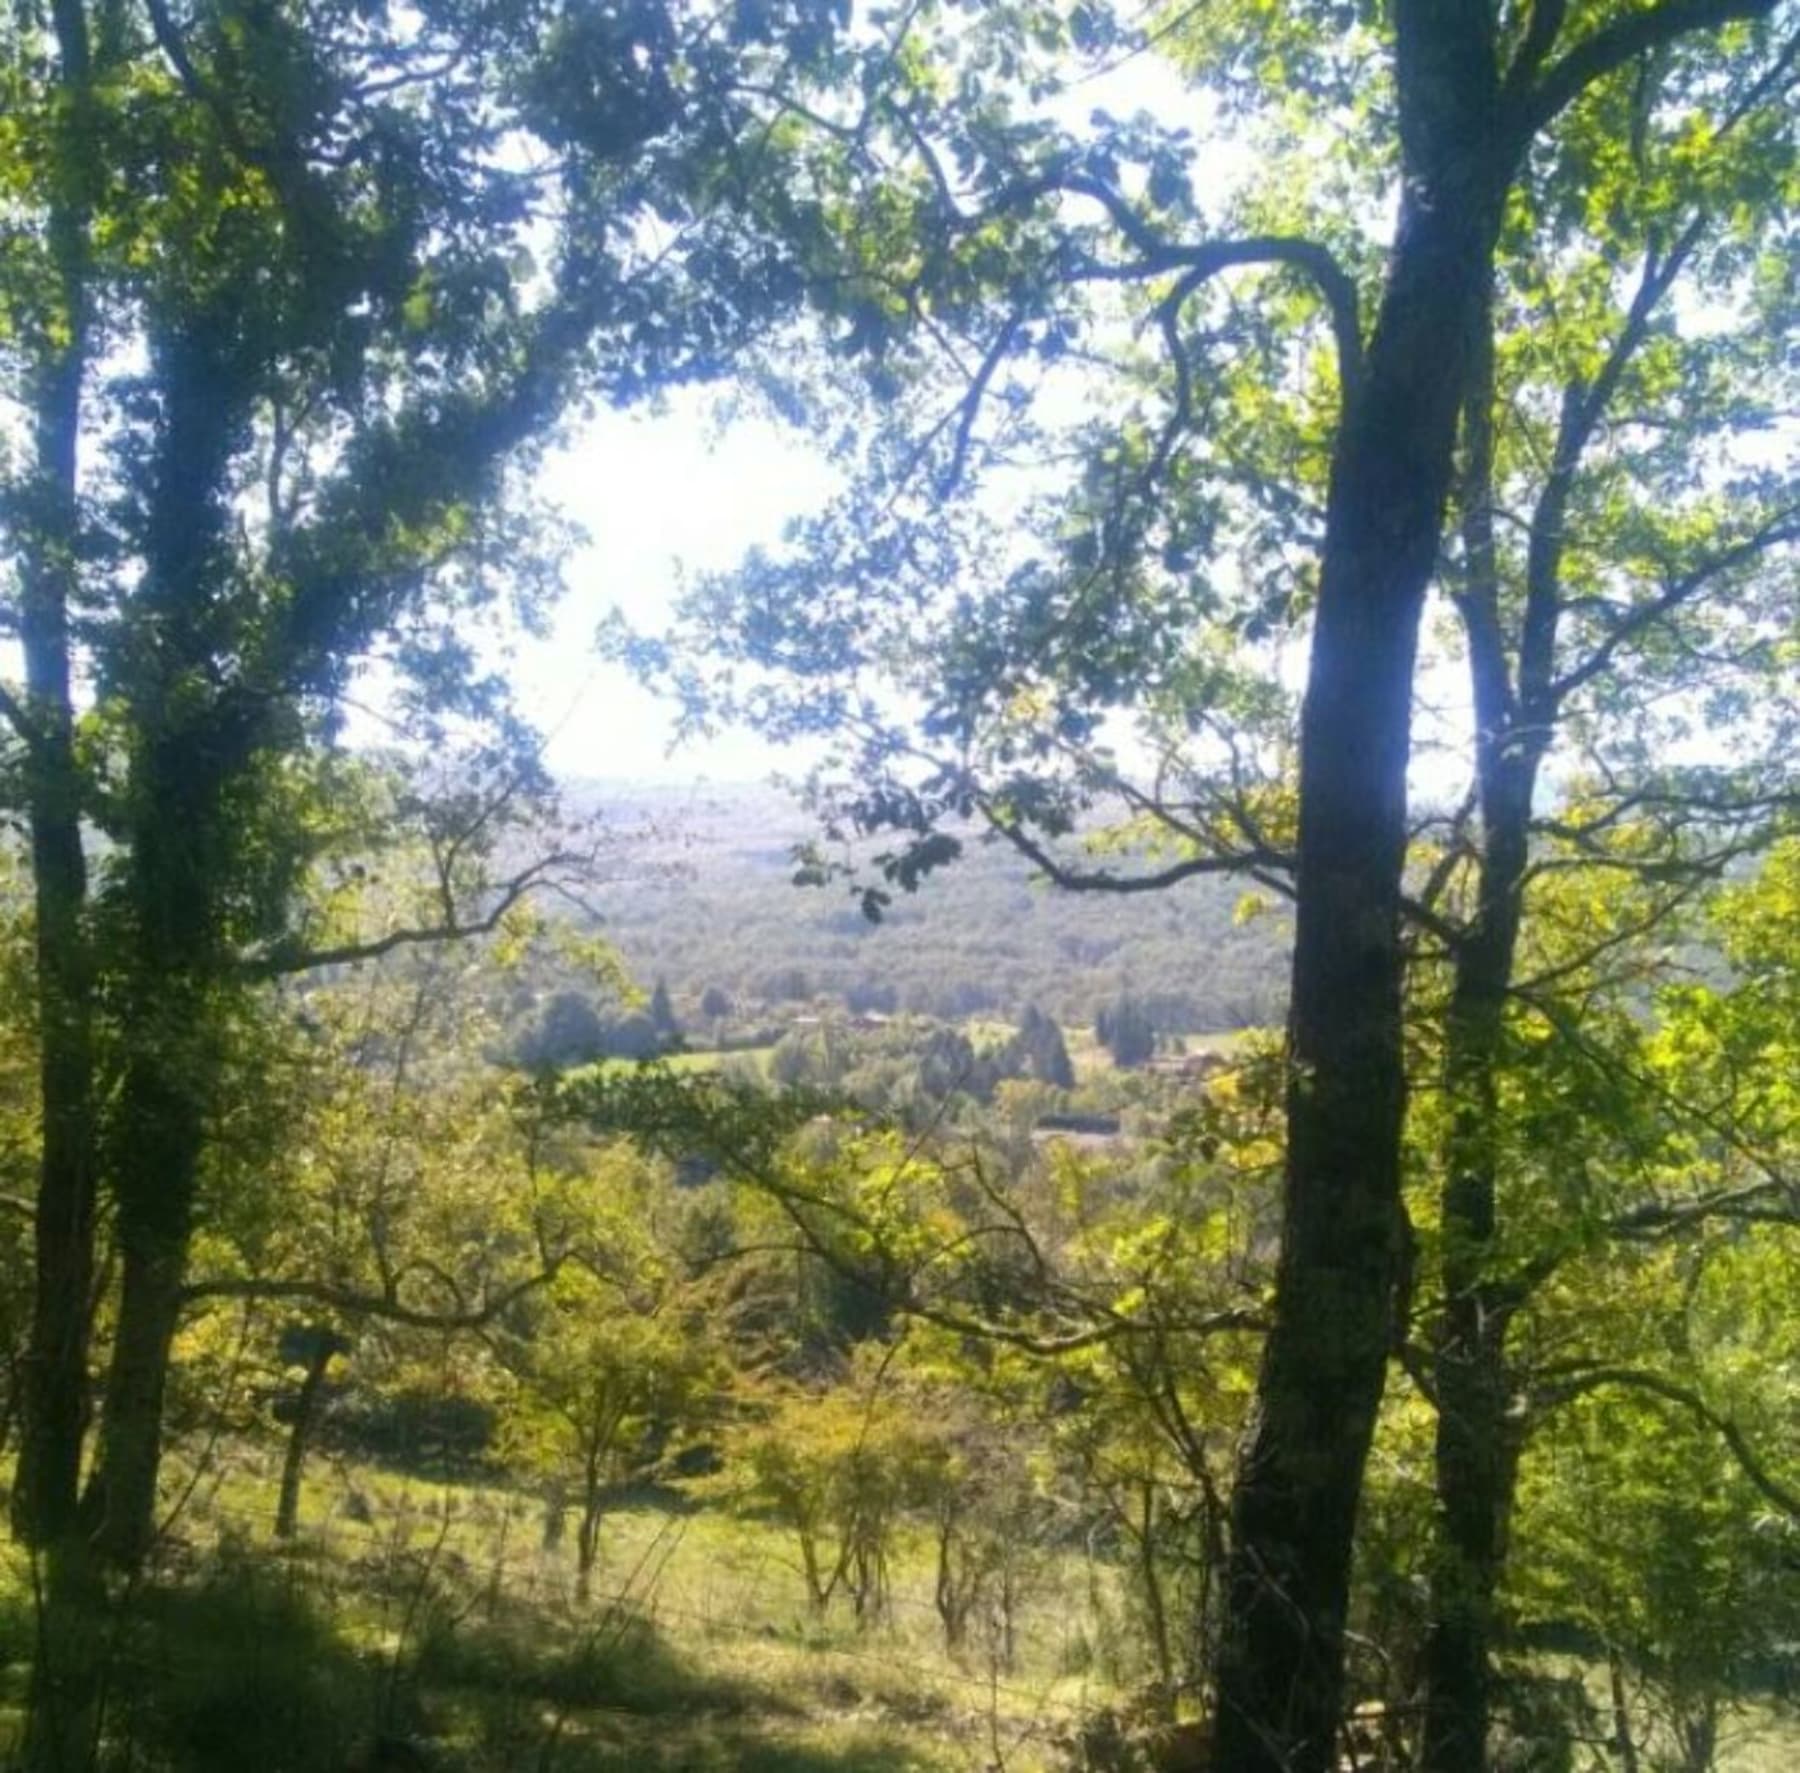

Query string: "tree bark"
[[1209, 12, 1507, 1769], [81, 1228, 191, 1567], [11, 0, 100, 1559], [1608, 1650, 1641, 1773], [1417, 308, 1539, 1773], [79, 315, 243, 1569], [576, 1458, 603, 1602], [1418, 176, 1696, 1769]]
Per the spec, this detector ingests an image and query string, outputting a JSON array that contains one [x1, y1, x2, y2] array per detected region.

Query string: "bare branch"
[[976, 805, 1288, 896], [240, 850, 580, 980], [1035, 173, 1365, 403], [938, 308, 1026, 497], [180, 1263, 562, 1333], [1611, 1177, 1800, 1237]]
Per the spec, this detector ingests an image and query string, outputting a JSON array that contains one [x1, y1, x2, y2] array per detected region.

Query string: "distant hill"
[[567, 779, 1292, 1034]]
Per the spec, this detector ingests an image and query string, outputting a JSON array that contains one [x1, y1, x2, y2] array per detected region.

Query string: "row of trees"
[[579, 783, 1289, 1034]]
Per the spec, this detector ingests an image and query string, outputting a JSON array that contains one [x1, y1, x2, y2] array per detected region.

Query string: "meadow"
[[0, 1444, 1130, 1773]]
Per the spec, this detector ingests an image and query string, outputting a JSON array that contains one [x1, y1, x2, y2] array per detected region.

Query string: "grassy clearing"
[[3, 1442, 1116, 1771], [595, 1045, 778, 1078], [1063, 1023, 1262, 1082], [6, 1442, 1794, 1769]]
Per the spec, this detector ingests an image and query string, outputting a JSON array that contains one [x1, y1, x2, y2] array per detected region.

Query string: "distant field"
[[596, 1044, 777, 1078], [1064, 1022, 1266, 1081]]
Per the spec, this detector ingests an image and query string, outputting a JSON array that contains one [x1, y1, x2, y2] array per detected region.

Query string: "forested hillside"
[[1, 3, 1796, 1773], [575, 782, 1290, 1031]]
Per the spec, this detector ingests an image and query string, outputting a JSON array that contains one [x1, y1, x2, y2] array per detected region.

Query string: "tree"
[[1413, 68, 1800, 1761], [182, 939, 597, 1537], [522, 992, 609, 1070], [1009, 1006, 1075, 1090], [1098, 996, 1156, 1071], [648, 977, 681, 1048], [3, 0, 105, 1560], [627, 5, 1790, 1760], [0, 0, 855, 1579], [502, 1257, 717, 1602], [271, 1323, 353, 1541], [740, 1370, 941, 1625]]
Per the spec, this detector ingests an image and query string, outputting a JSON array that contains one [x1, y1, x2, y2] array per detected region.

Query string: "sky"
[[514, 398, 838, 786], [507, 41, 1215, 793]]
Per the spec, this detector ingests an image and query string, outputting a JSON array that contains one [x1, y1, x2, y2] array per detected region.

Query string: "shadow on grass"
[[417, 1603, 950, 1771], [535, 1726, 943, 1773], [414, 1602, 767, 1722], [0, 1545, 951, 1771], [97, 1548, 384, 1772]]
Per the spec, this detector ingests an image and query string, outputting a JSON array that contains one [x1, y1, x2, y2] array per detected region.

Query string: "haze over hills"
[[572, 779, 1292, 1033]]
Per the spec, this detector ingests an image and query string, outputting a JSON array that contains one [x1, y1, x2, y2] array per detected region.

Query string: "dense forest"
[[567, 782, 1289, 1033], [0, 3, 1797, 1773]]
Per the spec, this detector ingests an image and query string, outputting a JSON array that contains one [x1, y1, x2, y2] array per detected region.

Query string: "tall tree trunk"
[[22, 1539, 106, 1773], [80, 1221, 192, 1567], [14, 5, 109, 1757], [1209, 12, 1506, 1769], [79, 317, 241, 1570], [1417, 306, 1537, 1771], [12, 0, 100, 1559], [1418, 1274, 1525, 1773], [1418, 183, 1657, 1760], [80, 905, 213, 1567]]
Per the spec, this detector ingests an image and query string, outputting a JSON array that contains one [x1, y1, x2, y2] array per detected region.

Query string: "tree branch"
[[1502, 0, 1572, 95], [1518, 218, 1707, 721], [976, 806, 1289, 897], [1040, 174, 1365, 404], [180, 1263, 562, 1333], [1533, 1364, 1800, 1521], [1550, 506, 1800, 708], [1518, 0, 1779, 139], [239, 851, 579, 980]]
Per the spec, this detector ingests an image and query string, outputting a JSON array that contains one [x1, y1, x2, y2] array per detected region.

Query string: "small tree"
[[505, 1275, 715, 1601], [272, 1324, 353, 1540], [523, 992, 608, 1069], [743, 1381, 938, 1626]]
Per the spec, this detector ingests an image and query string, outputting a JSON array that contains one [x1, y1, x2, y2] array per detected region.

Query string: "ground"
[[4, 1438, 1797, 1769], [0, 1443, 1116, 1771]]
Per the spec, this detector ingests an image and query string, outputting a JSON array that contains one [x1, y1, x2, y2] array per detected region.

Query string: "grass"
[[1063, 1023, 1262, 1083], [596, 1045, 777, 1078], [9, 1436, 1794, 1770], [21, 1441, 1110, 1771]]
